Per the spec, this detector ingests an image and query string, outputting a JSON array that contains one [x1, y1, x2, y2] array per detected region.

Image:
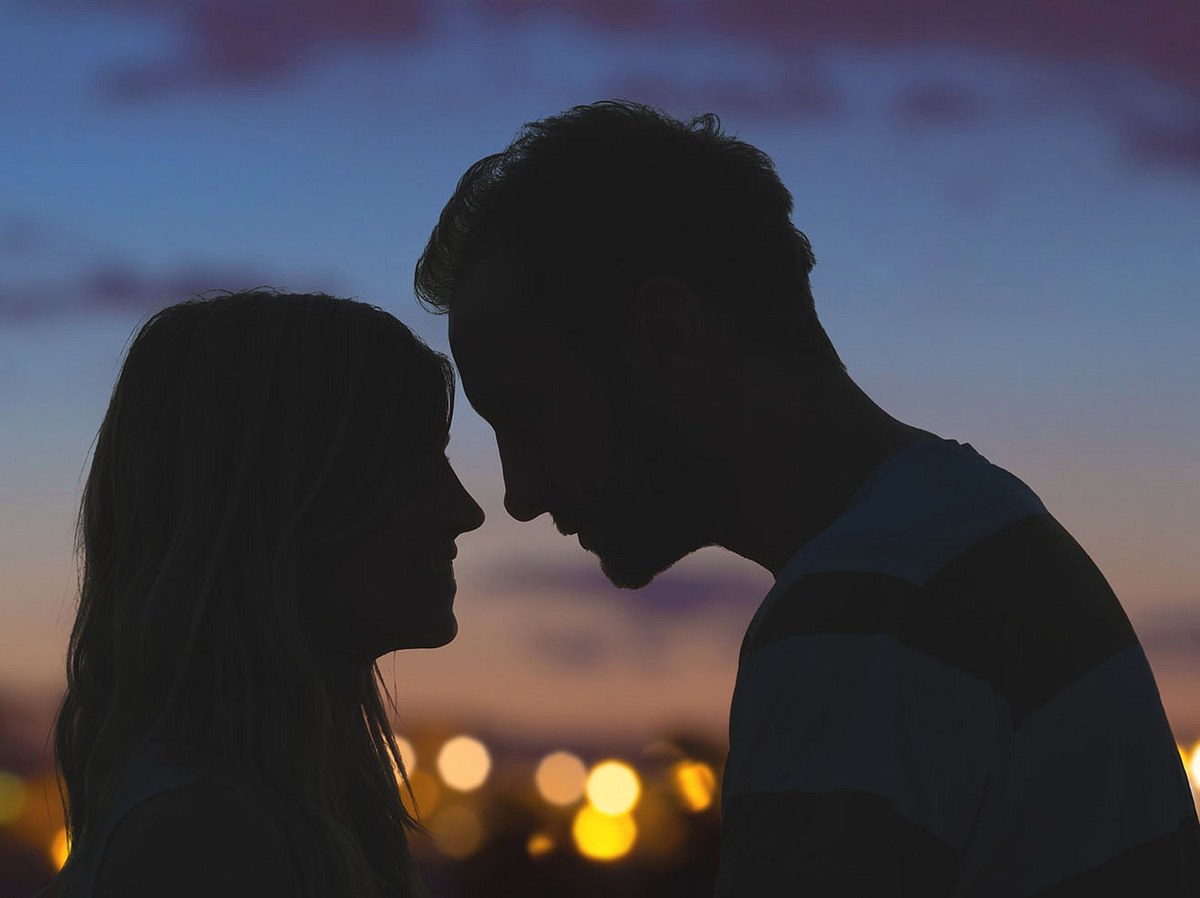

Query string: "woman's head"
[[47, 288, 482, 897]]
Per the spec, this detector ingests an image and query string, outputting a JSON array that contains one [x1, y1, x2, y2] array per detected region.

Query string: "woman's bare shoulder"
[[94, 770, 295, 898]]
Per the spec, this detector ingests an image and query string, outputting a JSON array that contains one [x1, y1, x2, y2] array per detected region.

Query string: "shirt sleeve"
[[715, 620, 1000, 897]]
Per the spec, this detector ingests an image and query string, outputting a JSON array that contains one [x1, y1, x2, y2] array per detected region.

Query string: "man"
[[414, 100, 1200, 895]]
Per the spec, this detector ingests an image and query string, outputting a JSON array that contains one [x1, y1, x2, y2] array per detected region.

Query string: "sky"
[[2, 0, 1199, 755]]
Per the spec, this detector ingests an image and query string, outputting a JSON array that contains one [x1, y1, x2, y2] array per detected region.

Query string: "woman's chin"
[[394, 613, 458, 650]]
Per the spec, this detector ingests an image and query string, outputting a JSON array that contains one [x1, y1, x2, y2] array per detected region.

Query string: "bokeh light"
[[0, 772, 28, 825], [1189, 742, 1200, 791], [571, 805, 637, 861], [402, 769, 442, 820], [526, 831, 555, 857], [534, 751, 587, 806], [671, 760, 717, 812], [437, 735, 491, 792], [430, 804, 485, 859], [584, 760, 641, 816], [633, 787, 687, 859], [392, 734, 417, 772], [50, 826, 69, 870]]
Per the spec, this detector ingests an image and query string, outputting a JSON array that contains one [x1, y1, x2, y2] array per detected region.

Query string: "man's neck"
[[709, 378, 937, 577]]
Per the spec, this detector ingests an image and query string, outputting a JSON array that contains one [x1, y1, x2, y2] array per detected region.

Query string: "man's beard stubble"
[[594, 391, 713, 589]]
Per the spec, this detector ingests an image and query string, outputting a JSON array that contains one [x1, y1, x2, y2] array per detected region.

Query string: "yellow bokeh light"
[[535, 751, 587, 806], [0, 772, 28, 825], [51, 826, 70, 871], [430, 804, 484, 859], [634, 788, 686, 859], [527, 831, 555, 857], [392, 735, 417, 772], [572, 805, 637, 861], [437, 735, 491, 792], [671, 760, 717, 812], [401, 769, 442, 819], [585, 760, 641, 816], [1189, 741, 1200, 792]]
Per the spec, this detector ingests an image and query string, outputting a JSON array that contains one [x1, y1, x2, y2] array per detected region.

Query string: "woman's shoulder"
[[94, 768, 295, 898]]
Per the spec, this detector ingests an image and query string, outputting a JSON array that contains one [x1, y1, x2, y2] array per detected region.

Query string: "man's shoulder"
[[95, 770, 293, 898]]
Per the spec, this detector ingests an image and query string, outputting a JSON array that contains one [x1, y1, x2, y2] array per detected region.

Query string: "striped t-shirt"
[[716, 437, 1200, 897]]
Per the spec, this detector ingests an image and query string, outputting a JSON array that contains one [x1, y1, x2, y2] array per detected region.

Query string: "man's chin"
[[597, 549, 680, 590]]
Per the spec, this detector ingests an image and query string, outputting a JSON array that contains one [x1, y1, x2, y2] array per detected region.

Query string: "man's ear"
[[622, 275, 707, 402]]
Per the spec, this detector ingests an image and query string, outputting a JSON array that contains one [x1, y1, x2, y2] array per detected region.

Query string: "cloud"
[[0, 215, 54, 260], [491, 557, 771, 618], [483, 0, 1200, 172], [63, 0, 1200, 175], [608, 67, 844, 124], [1126, 122, 1200, 170], [0, 258, 342, 324], [523, 624, 622, 671], [892, 82, 978, 128], [1136, 609, 1200, 662], [486, 0, 1200, 97], [90, 0, 429, 99]]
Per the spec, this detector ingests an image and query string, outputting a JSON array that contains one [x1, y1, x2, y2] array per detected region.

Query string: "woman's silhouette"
[[35, 289, 485, 898]]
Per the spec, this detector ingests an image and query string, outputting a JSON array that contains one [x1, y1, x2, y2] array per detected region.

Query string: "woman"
[[36, 289, 485, 898]]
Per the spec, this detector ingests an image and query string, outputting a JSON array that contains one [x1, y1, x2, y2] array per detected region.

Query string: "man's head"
[[414, 100, 847, 587]]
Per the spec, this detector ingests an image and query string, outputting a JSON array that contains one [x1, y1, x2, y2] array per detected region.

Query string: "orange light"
[[671, 760, 717, 812], [50, 826, 70, 871], [526, 831, 555, 857], [402, 769, 441, 820], [535, 751, 587, 806], [431, 804, 484, 859], [437, 736, 491, 792], [571, 805, 636, 861], [391, 735, 418, 772]]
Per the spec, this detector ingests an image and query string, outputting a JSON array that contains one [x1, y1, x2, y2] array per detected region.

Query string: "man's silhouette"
[[415, 100, 1200, 895]]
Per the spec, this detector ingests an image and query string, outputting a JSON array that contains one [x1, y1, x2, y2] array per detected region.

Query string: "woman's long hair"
[[38, 289, 455, 897]]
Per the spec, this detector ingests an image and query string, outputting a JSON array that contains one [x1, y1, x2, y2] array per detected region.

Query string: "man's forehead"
[[448, 273, 555, 393], [449, 247, 518, 339]]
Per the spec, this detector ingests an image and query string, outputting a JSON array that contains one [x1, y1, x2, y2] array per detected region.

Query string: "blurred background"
[[2, 0, 1199, 894]]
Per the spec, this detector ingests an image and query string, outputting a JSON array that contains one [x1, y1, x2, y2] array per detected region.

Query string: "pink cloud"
[[74, 0, 1200, 171], [892, 83, 978, 128], [492, 558, 771, 619], [485, 0, 1200, 97], [0, 215, 53, 259], [0, 259, 342, 323], [609, 67, 843, 123], [1126, 122, 1200, 170], [484, 0, 1200, 171], [91, 0, 428, 99], [1137, 609, 1200, 661]]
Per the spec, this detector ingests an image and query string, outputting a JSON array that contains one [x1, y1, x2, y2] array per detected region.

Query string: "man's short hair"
[[415, 98, 846, 372]]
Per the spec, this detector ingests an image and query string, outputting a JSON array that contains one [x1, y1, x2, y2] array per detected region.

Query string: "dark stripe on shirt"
[[717, 789, 959, 898], [1029, 810, 1200, 897], [748, 512, 1139, 728]]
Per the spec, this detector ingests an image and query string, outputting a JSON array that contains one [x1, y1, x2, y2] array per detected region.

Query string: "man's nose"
[[500, 451, 548, 522]]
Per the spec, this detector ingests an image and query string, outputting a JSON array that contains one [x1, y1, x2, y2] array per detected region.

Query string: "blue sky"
[[2, 0, 1199, 746]]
